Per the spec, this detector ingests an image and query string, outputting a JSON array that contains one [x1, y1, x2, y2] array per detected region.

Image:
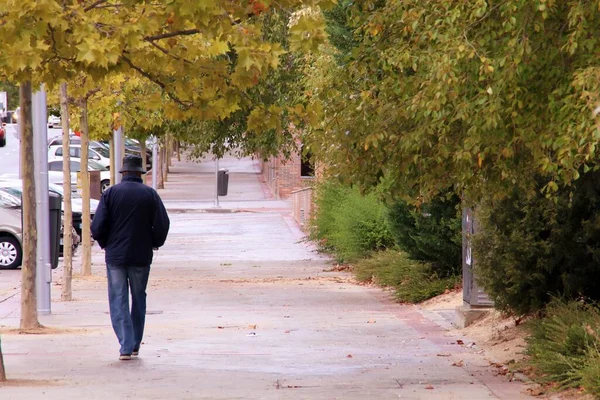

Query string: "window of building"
[[301, 149, 315, 177]]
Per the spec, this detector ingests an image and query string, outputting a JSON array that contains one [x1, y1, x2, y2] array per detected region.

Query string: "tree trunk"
[[121, 136, 126, 168], [0, 337, 6, 381], [157, 145, 164, 189], [177, 140, 181, 162], [162, 146, 168, 183], [79, 99, 92, 276], [19, 82, 40, 330], [167, 135, 172, 169], [140, 139, 147, 171], [109, 137, 115, 186], [60, 83, 73, 301]]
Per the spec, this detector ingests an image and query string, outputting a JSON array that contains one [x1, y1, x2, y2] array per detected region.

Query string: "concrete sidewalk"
[[0, 156, 534, 399]]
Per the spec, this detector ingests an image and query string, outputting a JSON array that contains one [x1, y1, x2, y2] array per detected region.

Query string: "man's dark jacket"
[[91, 175, 170, 266]]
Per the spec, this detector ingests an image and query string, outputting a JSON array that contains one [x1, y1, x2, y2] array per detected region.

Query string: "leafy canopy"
[[0, 0, 336, 128], [303, 0, 600, 203]]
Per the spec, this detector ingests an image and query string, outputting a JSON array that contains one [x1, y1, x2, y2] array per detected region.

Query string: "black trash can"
[[49, 192, 62, 270], [217, 169, 229, 196]]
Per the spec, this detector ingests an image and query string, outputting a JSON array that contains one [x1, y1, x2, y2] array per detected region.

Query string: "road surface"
[[0, 124, 63, 176]]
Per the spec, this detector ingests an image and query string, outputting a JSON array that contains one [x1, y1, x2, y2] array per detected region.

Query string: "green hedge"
[[387, 195, 461, 277], [526, 300, 600, 396], [353, 250, 460, 303], [310, 182, 394, 262], [474, 171, 600, 315]]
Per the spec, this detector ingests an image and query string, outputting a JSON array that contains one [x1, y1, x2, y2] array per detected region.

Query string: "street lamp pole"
[[214, 157, 220, 208], [32, 85, 51, 315], [152, 136, 158, 190], [113, 125, 123, 184]]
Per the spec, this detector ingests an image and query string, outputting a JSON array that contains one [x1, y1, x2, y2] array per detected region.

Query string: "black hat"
[[119, 155, 146, 174]]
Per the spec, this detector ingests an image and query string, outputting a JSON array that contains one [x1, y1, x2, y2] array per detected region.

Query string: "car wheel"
[[101, 179, 110, 193], [0, 235, 22, 269], [0, 137, 5, 147]]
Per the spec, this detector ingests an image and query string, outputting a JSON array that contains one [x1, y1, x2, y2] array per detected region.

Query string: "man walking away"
[[91, 155, 170, 361]]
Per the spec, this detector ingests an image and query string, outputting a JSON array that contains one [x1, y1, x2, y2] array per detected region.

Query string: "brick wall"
[[260, 151, 313, 199], [291, 187, 314, 231]]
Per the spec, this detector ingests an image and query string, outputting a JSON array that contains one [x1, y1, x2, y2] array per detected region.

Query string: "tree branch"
[[121, 55, 191, 108], [145, 29, 200, 42], [146, 40, 193, 65], [84, 0, 108, 12]]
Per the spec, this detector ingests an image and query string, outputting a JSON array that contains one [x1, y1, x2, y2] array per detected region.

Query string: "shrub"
[[526, 300, 600, 396], [474, 170, 600, 315], [353, 250, 460, 303], [581, 346, 600, 396], [387, 195, 462, 276], [311, 182, 394, 262], [310, 182, 349, 252]]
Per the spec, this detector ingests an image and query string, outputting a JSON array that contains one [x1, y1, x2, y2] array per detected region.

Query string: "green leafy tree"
[[474, 170, 600, 315], [0, 81, 19, 111], [303, 0, 600, 203], [387, 195, 461, 276]]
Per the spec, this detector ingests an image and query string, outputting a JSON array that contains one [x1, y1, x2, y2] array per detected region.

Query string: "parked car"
[[48, 158, 111, 194], [48, 115, 61, 129], [48, 135, 108, 154], [0, 182, 82, 256], [48, 182, 99, 236], [48, 144, 111, 169], [0, 189, 22, 269], [98, 138, 153, 170], [0, 123, 6, 147]]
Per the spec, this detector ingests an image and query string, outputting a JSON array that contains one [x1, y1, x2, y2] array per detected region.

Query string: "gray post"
[[152, 137, 158, 190], [454, 207, 492, 328], [214, 157, 220, 208], [32, 86, 51, 315], [113, 126, 123, 184]]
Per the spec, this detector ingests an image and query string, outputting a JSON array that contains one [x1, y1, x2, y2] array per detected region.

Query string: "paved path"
[[0, 156, 533, 399]]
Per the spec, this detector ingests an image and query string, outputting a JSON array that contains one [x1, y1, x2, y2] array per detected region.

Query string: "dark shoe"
[[119, 354, 132, 361], [132, 349, 139, 357]]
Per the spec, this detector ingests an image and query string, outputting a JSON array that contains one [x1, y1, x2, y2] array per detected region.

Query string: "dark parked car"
[[0, 123, 6, 147]]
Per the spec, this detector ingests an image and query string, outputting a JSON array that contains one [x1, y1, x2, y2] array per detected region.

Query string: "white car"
[[48, 144, 111, 169], [48, 183, 99, 216], [0, 180, 84, 255], [48, 158, 112, 194], [48, 115, 61, 129], [0, 179, 98, 216]]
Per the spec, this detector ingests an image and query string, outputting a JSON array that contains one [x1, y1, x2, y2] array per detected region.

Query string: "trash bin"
[[217, 169, 229, 196], [49, 192, 62, 270]]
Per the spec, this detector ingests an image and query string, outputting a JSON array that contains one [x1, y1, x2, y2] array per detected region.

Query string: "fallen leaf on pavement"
[[456, 339, 464, 345], [217, 326, 225, 329], [284, 330, 291, 334], [346, 354, 353, 358], [526, 387, 545, 396], [248, 324, 257, 329], [452, 360, 464, 367], [367, 320, 376, 323], [437, 353, 451, 357], [425, 385, 434, 390]]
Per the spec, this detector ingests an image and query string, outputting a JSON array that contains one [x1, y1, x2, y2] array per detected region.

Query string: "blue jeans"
[[106, 264, 150, 355]]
